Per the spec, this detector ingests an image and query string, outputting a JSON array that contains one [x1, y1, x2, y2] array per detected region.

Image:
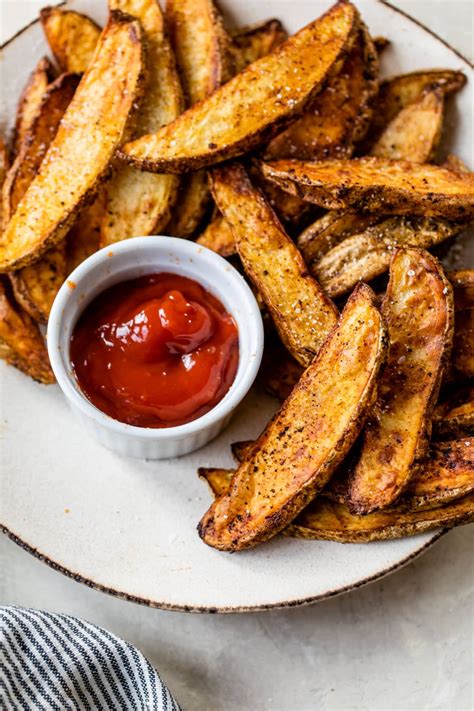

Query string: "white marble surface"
[[1, 2, 473, 710]]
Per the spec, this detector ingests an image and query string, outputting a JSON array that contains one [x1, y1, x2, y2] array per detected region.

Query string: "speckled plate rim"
[[0, 0, 470, 613]]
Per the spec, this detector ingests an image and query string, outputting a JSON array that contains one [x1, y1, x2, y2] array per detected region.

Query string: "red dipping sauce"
[[70, 273, 239, 428]]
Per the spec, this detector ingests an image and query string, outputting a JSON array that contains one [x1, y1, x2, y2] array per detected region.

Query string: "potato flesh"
[[0, 14, 145, 272], [261, 157, 474, 219], [230, 19, 288, 74], [120, 0, 358, 172], [198, 284, 386, 551], [100, 0, 183, 246], [210, 162, 338, 366], [41, 7, 101, 73], [196, 215, 235, 257], [347, 249, 454, 514]]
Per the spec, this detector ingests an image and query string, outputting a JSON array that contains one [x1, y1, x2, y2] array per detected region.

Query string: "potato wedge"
[[119, 0, 359, 173], [347, 249, 454, 514], [433, 389, 474, 439], [288, 493, 474, 542], [100, 0, 183, 247], [264, 22, 378, 161], [373, 36, 390, 54], [4, 73, 80, 321], [198, 283, 387, 551], [313, 216, 465, 299], [0, 280, 54, 384], [165, 0, 232, 239], [297, 211, 378, 265], [450, 270, 474, 309], [364, 69, 466, 148], [210, 162, 338, 367], [12, 57, 56, 158], [0, 12, 145, 273], [230, 19, 288, 73], [40, 6, 101, 73], [196, 215, 235, 257], [261, 157, 474, 219], [220, 436, 474, 513]]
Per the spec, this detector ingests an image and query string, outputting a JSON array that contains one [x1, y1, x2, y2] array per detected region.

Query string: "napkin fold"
[[0, 606, 181, 710]]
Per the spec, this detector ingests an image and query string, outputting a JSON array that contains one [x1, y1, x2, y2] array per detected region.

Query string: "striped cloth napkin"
[[0, 606, 181, 710]]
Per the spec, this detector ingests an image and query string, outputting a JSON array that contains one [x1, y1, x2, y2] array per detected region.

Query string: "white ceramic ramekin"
[[47, 236, 264, 459]]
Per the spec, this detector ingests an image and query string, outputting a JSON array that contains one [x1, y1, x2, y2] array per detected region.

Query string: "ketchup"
[[70, 273, 239, 427]]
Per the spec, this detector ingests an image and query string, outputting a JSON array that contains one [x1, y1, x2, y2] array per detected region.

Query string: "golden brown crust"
[[12, 57, 56, 159], [347, 248, 455, 514], [261, 157, 474, 219], [0, 12, 146, 273], [210, 162, 338, 367], [100, 0, 184, 247], [40, 6, 101, 73], [10, 247, 66, 324], [119, 1, 359, 173], [0, 138, 10, 231], [230, 19, 288, 73], [66, 191, 106, 272], [264, 21, 379, 161], [198, 283, 387, 551], [0, 280, 54, 384]]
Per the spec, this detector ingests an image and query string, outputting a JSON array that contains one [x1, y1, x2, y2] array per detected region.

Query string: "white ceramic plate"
[[1, 0, 472, 613]]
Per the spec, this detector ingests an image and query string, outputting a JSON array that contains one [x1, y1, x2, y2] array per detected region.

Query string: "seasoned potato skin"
[[119, 0, 359, 173], [196, 215, 236, 257], [448, 270, 474, 379], [210, 162, 338, 367], [433, 387, 474, 440], [261, 157, 474, 220], [198, 284, 387, 551], [230, 19, 288, 73], [347, 249, 454, 514], [12, 57, 56, 159], [0, 12, 145, 273], [0, 280, 54, 384]]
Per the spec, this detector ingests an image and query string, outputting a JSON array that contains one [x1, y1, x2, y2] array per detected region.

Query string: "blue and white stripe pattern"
[[0, 607, 181, 710]]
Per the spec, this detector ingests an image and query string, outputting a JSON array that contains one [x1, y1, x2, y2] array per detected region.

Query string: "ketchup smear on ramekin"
[[70, 273, 239, 428]]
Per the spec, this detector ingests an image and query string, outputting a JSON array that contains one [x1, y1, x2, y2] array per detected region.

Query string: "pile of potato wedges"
[[0, 0, 472, 550]]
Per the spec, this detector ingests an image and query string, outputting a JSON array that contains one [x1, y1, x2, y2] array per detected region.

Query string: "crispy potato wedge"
[[198, 283, 387, 551], [66, 192, 106, 272], [12, 57, 56, 158], [288, 493, 474, 542], [261, 157, 474, 220], [373, 36, 390, 54], [230, 19, 288, 73], [449, 270, 474, 309], [433, 390, 474, 440], [264, 22, 378, 161], [40, 6, 101, 73], [0, 12, 145, 273], [448, 270, 474, 379], [0, 280, 54, 384], [347, 249, 454, 514], [5, 73, 80, 322], [165, 0, 232, 239], [364, 69, 466, 148], [211, 162, 338, 367], [100, 0, 183, 247], [196, 215, 235, 257], [229, 436, 474, 511], [370, 87, 444, 162], [313, 216, 465, 299], [120, 0, 359, 173]]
